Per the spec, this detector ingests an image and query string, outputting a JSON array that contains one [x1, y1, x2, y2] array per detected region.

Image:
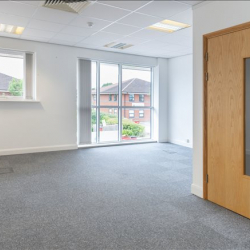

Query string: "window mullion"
[[118, 64, 122, 142], [96, 61, 100, 143]]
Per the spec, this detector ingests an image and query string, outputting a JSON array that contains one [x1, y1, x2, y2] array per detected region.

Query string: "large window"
[[90, 62, 153, 144], [0, 49, 35, 100]]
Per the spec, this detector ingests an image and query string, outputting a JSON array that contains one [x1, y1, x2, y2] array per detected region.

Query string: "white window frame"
[[88, 60, 154, 144], [129, 110, 135, 118], [0, 48, 36, 102]]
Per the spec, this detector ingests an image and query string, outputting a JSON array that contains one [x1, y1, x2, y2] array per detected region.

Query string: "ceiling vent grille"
[[43, 0, 90, 14], [104, 42, 133, 50]]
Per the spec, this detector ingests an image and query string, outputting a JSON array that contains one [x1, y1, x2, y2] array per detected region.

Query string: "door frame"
[[203, 21, 250, 199]]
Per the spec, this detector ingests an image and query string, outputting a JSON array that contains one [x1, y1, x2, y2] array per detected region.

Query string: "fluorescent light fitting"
[[0, 23, 25, 35], [148, 19, 190, 33]]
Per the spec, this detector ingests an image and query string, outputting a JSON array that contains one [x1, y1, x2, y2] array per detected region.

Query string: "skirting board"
[[0, 144, 78, 156], [167, 139, 193, 148], [191, 183, 203, 198]]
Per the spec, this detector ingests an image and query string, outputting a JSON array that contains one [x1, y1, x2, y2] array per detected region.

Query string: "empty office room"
[[1, 0, 250, 249]]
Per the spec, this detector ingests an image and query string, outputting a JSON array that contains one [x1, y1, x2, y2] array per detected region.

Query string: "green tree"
[[102, 82, 112, 87], [8, 78, 23, 96]]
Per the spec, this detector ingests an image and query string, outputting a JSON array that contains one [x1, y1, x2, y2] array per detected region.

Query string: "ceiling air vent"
[[104, 42, 133, 50], [43, 0, 90, 14]]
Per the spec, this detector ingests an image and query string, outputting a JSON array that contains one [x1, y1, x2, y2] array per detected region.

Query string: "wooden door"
[[205, 25, 250, 219]]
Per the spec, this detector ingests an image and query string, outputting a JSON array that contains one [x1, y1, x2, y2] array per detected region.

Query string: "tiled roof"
[[0, 72, 15, 91], [100, 78, 150, 94]]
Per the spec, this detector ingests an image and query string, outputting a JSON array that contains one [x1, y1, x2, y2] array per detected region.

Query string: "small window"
[[139, 94, 144, 102], [109, 94, 112, 101], [109, 109, 112, 114], [129, 94, 134, 102], [139, 110, 144, 118], [114, 109, 117, 114], [114, 94, 117, 101], [129, 110, 134, 118], [93, 94, 96, 101], [0, 49, 35, 100]]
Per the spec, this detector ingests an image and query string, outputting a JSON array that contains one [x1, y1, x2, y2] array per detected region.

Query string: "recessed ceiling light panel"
[[148, 19, 190, 33], [0, 24, 25, 35]]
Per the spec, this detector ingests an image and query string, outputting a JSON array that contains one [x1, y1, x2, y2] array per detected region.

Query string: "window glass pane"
[[100, 108, 118, 142], [0, 53, 24, 97], [122, 109, 151, 140], [100, 63, 118, 106], [122, 66, 151, 107], [91, 108, 97, 143], [91, 61, 97, 106]]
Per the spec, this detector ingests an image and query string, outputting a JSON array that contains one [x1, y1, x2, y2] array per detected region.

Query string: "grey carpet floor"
[[0, 143, 250, 250]]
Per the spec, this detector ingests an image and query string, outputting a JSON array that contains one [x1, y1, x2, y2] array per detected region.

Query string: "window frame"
[[0, 48, 36, 102], [90, 60, 154, 144], [139, 110, 144, 118], [129, 94, 135, 102], [129, 110, 135, 118], [139, 94, 144, 102]]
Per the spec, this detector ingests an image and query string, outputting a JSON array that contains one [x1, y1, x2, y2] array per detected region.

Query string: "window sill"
[[0, 98, 40, 103]]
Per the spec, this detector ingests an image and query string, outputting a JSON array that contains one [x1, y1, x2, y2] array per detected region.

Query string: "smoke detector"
[[43, 0, 90, 14], [104, 42, 133, 50]]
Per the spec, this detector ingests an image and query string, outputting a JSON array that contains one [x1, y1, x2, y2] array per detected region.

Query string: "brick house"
[[92, 78, 151, 122], [0, 72, 14, 96]]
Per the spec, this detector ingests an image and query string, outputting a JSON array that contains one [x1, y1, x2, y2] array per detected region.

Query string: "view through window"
[[0, 51, 24, 97], [91, 62, 152, 144]]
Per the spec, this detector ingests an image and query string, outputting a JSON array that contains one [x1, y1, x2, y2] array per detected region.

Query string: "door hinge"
[[206, 174, 209, 183], [205, 72, 209, 81], [205, 52, 208, 61]]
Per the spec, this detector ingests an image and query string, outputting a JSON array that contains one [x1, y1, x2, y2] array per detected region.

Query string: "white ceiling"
[[0, 0, 204, 58]]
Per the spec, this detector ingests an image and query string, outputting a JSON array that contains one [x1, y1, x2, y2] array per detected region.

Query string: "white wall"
[[154, 58, 168, 143], [167, 54, 193, 148], [0, 37, 161, 155], [193, 1, 250, 197]]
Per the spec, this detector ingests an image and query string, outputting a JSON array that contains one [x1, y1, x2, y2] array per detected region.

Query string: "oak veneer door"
[[207, 28, 250, 218]]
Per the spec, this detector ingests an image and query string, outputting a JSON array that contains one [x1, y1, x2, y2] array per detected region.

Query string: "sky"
[[92, 62, 151, 88], [0, 56, 23, 79]]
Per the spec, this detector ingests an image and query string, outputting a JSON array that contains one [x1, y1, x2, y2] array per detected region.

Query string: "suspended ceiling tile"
[[118, 12, 162, 28], [33, 6, 77, 24], [60, 25, 96, 37], [137, 1, 191, 19], [78, 31, 124, 46], [170, 8, 193, 25], [22, 28, 56, 39], [28, 19, 65, 32], [0, 12, 30, 27], [129, 28, 166, 40], [97, 0, 150, 11], [80, 2, 130, 22], [102, 23, 141, 36], [0, 1, 38, 18], [70, 16, 112, 31], [52, 33, 85, 43]]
